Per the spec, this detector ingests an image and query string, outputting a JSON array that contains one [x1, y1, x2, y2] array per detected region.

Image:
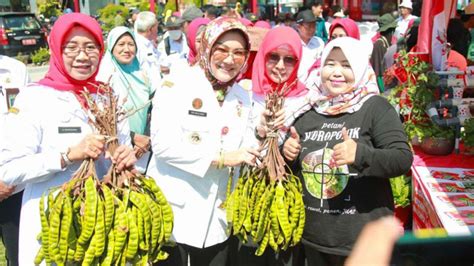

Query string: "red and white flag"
[[416, 0, 456, 70]]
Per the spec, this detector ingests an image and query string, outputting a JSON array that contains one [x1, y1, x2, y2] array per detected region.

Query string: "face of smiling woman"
[[210, 30, 248, 83], [321, 47, 355, 96], [62, 26, 100, 81], [112, 33, 136, 65]]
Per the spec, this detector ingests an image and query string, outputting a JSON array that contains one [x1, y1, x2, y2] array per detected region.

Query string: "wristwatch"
[[61, 148, 73, 166]]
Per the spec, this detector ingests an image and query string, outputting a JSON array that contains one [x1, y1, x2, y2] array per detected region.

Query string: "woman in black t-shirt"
[[282, 37, 413, 266]]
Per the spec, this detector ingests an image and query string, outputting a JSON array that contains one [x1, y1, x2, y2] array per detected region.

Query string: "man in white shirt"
[[0, 54, 29, 266], [295, 10, 325, 82], [394, 0, 418, 41], [134, 11, 161, 90], [0, 55, 29, 114], [157, 16, 189, 75]]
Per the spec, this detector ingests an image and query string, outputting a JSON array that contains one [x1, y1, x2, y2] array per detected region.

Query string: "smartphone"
[[390, 229, 474, 266]]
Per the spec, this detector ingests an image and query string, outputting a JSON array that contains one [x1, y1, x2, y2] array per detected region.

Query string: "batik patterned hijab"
[[313, 37, 379, 115], [198, 17, 250, 89]]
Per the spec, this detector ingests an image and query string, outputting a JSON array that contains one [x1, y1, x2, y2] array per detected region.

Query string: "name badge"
[[58, 126, 82, 134], [188, 110, 207, 117]]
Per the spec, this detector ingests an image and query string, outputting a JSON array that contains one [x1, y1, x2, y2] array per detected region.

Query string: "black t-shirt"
[[290, 95, 413, 256]]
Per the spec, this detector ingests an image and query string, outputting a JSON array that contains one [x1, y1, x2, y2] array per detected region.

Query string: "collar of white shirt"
[[135, 32, 154, 48], [301, 37, 323, 49]]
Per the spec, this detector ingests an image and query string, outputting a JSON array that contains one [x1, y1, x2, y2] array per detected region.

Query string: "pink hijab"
[[239, 18, 254, 27], [39, 13, 104, 98], [186, 18, 210, 65], [252, 26, 307, 97], [254, 20, 271, 29], [307, 18, 360, 78], [329, 18, 360, 40]]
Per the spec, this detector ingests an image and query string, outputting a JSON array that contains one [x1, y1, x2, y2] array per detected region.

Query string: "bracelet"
[[61, 147, 73, 166]]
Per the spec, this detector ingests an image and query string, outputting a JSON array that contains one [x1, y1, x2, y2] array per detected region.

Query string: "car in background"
[[0, 12, 48, 58]]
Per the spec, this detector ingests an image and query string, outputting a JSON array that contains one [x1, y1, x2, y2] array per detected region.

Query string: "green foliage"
[[164, 0, 177, 13], [387, 50, 454, 141], [31, 47, 50, 65], [463, 118, 474, 147], [390, 175, 411, 208], [97, 4, 129, 33], [121, 0, 149, 10], [37, 0, 62, 18]]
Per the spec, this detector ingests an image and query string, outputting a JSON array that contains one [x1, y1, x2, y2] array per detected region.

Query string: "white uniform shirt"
[[298, 36, 325, 83], [135, 33, 162, 90], [147, 65, 252, 248], [0, 85, 130, 265], [157, 33, 190, 72], [394, 14, 417, 41], [0, 55, 29, 114]]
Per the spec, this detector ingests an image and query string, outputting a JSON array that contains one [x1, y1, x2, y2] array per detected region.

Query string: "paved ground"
[[27, 64, 48, 82]]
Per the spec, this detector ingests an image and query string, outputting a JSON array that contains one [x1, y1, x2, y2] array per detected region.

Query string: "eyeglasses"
[[62, 44, 100, 57], [267, 53, 298, 67], [212, 46, 248, 62]]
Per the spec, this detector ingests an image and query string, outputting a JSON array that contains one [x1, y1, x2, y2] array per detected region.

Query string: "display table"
[[411, 146, 474, 235]]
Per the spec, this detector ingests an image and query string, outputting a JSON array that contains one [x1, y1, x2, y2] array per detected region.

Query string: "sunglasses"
[[267, 53, 298, 67]]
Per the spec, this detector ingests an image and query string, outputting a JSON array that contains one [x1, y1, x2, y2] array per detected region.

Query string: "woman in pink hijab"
[[237, 25, 310, 266], [305, 18, 361, 88], [0, 13, 136, 265], [186, 17, 210, 65]]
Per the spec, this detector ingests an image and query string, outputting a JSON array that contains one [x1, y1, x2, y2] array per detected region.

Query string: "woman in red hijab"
[[0, 13, 136, 265], [305, 18, 361, 88]]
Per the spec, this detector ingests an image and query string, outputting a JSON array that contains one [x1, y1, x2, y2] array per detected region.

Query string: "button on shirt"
[[135, 33, 162, 90], [298, 36, 325, 83]]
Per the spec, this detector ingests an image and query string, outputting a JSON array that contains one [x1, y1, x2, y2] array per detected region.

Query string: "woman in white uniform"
[[148, 17, 258, 266], [0, 13, 136, 265]]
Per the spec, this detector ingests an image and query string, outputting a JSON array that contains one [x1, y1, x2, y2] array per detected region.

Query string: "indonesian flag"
[[416, 0, 456, 70]]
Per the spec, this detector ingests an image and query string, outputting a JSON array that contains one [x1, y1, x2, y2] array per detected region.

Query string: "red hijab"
[[252, 26, 306, 97], [329, 18, 360, 40], [39, 13, 104, 97], [306, 18, 360, 79], [186, 18, 210, 65]]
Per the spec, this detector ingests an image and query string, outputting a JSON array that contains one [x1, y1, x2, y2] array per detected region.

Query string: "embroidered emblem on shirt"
[[192, 98, 203, 109], [189, 132, 201, 144]]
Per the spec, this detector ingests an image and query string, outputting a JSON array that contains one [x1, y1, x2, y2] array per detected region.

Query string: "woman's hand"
[[0, 181, 15, 202], [224, 148, 260, 167], [133, 134, 151, 159], [283, 127, 301, 161], [68, 134, 106, 161], [261, 109, 286, 130], [108, 145, 137, 172], [332, 127, 357, 166]]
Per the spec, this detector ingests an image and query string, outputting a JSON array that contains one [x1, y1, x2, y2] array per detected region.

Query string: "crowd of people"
[[5, 0, 473, 265]]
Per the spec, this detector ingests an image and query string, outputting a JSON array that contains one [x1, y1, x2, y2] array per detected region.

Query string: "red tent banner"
[[416, 0, 456, 71]]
